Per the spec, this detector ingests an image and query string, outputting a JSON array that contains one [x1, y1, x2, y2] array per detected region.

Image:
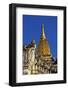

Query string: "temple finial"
[[41, 24, 46, 39]]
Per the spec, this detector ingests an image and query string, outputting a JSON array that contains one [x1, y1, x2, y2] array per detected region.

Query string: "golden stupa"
[[37, 24, 51, 57]]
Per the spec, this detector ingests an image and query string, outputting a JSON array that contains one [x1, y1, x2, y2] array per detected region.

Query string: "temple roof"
[[23, 40, 36, 50]]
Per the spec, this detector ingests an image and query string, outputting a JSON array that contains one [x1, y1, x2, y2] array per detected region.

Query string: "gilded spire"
[[41, 24, 46, 40], [37, 24, 51, 57]]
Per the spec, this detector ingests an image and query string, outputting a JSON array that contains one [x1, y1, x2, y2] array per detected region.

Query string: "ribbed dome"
[[37, 24, 51, 56]]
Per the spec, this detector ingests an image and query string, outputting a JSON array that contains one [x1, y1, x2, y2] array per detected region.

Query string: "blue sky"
[[23, 15, 57, 58]]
